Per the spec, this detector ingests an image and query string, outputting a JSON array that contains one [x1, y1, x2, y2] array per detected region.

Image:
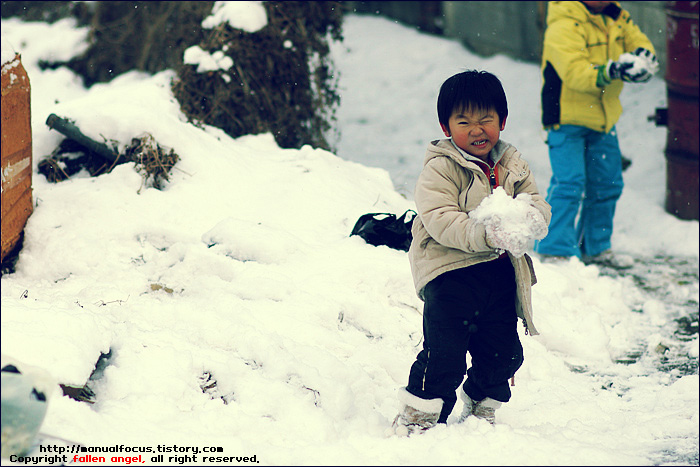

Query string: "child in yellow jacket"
[[534, 1, 657, 266]]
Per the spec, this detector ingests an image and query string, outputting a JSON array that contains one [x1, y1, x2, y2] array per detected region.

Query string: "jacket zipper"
[[489, 166, 497, 188]]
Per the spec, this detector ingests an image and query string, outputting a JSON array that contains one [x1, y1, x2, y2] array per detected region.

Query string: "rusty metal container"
[[1, 53, 34, 262], [664, 1, 699, 220]]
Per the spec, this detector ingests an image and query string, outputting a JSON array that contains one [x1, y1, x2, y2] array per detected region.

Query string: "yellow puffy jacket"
[[541, 1, 655, 133]]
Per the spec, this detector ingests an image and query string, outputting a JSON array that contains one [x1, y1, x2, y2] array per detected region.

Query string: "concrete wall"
[[442, 1, 546, 63], [343, 1, 668, 75], [622, 2, 667, 74], [444, 1, 667, 74], [343, 1, 445, 33]]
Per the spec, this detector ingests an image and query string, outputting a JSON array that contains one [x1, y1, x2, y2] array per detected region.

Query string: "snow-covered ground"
[[1, 9, 698, 467]]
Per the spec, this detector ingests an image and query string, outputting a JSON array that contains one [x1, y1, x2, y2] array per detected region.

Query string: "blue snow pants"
[[534, 124, 624, 258], [406, 256, 523, 424]]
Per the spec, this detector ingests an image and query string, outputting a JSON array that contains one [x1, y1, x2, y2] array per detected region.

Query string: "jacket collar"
[[425, 138, 530, 182], [449, 138, 502, 166], [426, 138, 513, 168], [549, 2, 622, 26], [578, 1, 621, 20]]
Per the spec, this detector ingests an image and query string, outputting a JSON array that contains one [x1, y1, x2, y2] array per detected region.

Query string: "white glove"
[[485, 220, 529, 257], [472, 188, 548, 257], [525, 206, 548, 240], [515, 193, 548, 240]]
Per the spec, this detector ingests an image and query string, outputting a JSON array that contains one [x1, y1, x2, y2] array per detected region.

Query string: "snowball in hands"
[[616, 50, 658, 82], [470, 187, 548, 257]]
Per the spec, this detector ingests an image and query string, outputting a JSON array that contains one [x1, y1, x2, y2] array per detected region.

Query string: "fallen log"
[[45, 113, 119, 164]]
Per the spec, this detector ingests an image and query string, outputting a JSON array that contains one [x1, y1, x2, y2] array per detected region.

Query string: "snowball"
[[470, 187, 540, 239], [618, 52, 658, 76]]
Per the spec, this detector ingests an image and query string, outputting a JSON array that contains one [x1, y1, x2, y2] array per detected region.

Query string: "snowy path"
[[577, 255, 699, 464], [601, 255, 699, 374]]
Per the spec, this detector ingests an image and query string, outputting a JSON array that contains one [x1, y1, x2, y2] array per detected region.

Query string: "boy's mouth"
[[471, 140, 488, 148]]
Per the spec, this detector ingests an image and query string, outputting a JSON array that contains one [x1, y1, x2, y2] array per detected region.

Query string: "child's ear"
[[500, 116, 507, 131], [440, 123, 450, 137]]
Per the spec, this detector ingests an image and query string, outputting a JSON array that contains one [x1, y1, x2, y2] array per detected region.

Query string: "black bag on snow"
[[350, 210, 417, 252]]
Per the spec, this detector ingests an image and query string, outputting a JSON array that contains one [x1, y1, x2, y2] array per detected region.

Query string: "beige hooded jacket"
[[408, 139, 551, 335]]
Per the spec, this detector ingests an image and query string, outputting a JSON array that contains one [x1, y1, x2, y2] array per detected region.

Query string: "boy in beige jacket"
[[392, 70, 551, 436]]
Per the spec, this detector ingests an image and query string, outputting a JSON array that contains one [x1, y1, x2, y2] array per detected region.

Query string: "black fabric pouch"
[[350, 210, 417, 252]]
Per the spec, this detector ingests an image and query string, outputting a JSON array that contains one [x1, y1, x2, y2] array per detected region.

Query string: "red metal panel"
[[666, 153, 699, 221], [664, 1, 699, 220], [1, 54, 34, 262]]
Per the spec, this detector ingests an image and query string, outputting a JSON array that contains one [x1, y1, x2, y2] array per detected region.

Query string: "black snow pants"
[[406, 255, 524, 423]]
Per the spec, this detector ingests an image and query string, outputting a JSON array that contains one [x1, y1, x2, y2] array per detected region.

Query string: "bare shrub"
[[171, 1, 344, 151]]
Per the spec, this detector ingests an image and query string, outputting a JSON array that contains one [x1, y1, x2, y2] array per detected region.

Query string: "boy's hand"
[[605, 56, 632, 81], [605, 49, 657, 83], [472, 189, 547, 257], [631, 47, 659, 75], [525, 206, 548, 240], [485, 221, 528, 257]]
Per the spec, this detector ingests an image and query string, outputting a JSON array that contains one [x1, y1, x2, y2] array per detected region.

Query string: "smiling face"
[[441, 106, 506, 161]]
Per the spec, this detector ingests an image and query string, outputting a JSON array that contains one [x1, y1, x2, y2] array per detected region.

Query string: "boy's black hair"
[[437, 70, 508, 128]]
